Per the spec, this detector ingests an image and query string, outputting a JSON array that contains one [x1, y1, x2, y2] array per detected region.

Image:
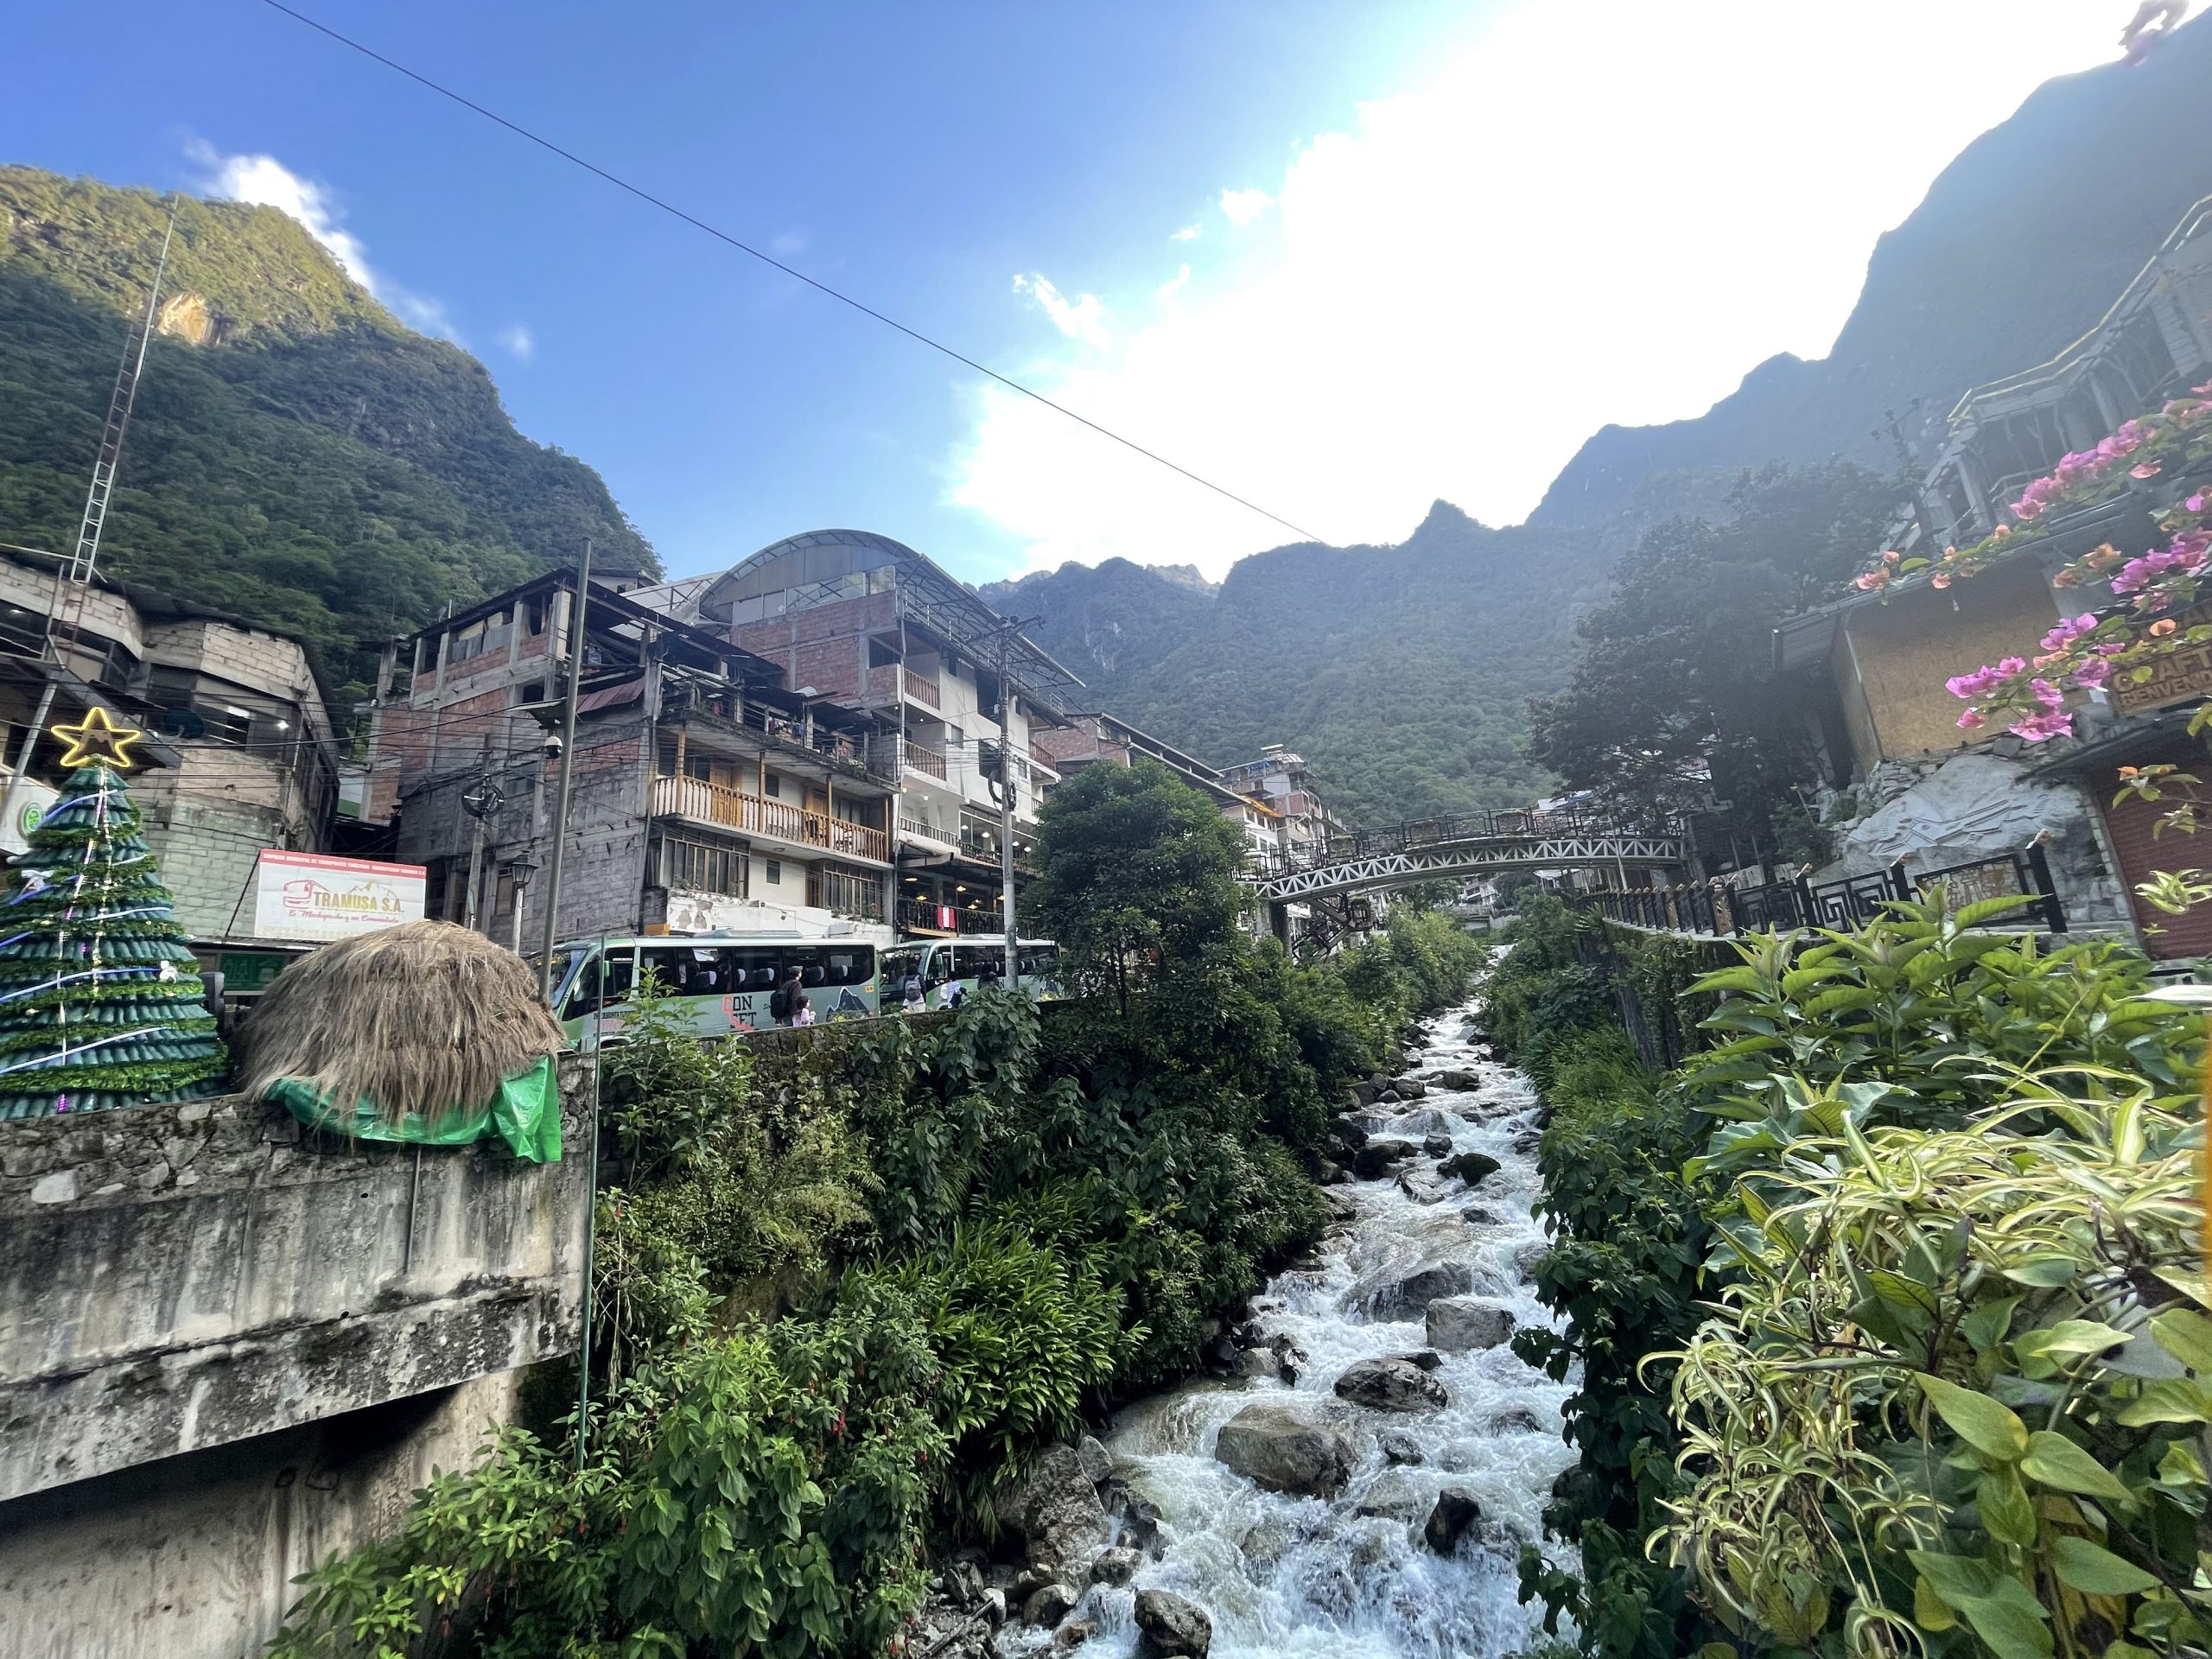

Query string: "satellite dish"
[[161, 707, 206, 739]]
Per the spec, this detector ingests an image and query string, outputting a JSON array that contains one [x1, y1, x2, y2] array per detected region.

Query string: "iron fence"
[[1580, 842, 2065, 938]]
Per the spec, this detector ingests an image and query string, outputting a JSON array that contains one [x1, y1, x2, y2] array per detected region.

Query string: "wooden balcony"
[[861, 663, 943, 710], [903, 741, 949, 782], [648, 774, 891, 863]]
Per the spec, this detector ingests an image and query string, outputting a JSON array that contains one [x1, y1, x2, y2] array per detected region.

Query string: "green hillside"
[[0, 166, 653, 702], [989, 503, 1617, 823]]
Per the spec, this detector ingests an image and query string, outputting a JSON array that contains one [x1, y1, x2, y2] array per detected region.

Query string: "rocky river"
[[918, 1001, 1580, 1659]]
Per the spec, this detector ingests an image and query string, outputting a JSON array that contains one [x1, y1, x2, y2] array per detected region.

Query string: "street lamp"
[[501, 851, 540, 954]]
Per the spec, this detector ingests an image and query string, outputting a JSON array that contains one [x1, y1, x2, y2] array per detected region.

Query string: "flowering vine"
[[1850, 384, 2212, 742]]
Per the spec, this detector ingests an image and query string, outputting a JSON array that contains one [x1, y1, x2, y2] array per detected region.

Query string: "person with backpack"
[[771, 967, 806, 1027], [900, 969, 925, 1014]]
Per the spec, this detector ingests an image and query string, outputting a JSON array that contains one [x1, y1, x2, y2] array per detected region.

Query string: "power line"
[[256, 0, 1323, 547]]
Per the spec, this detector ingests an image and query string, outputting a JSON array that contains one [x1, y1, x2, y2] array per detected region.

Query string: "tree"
[[0, 732, 227, 1118], [1027, 759, 1250, 1014], [1529, 462, 1900, 866]]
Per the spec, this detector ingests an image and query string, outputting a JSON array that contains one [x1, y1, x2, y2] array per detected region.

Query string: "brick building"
[[0, 552, 340, 938], [358, 569, 900, 950]]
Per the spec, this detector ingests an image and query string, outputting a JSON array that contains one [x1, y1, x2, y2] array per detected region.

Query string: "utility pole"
[[536, 541, 594, 999], [986, 620, 1030, 986], [461, 747, 502, 934]]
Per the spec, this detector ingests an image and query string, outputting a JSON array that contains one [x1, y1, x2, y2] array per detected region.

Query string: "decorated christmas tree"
[[0, 707, 226, 1118]]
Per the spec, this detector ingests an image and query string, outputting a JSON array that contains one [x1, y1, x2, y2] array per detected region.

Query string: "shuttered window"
[[2095, 740, 2212, 959]]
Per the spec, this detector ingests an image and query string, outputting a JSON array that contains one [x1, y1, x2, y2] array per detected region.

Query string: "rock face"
[[993, 1443, 1110, 1572], [1333, 1357, 1448, 1413], [1215, 1402, 1356, 1497], [1440, 1151, 1500, 1185], [1360, 1262, 1475, 1319], [1134, 1587, 1213, 1656], [1427, 1296, 1517, 1352], [1424, 1488, 1484, 1555], [1352, 1138, 1418, 1179]]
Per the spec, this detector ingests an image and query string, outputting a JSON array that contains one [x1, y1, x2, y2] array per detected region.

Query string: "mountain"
[[0, 166, 653, 702], [1530, 14, 2212, 529], [988, 502, 1616, 823], [1002, 22, 2212, 824]]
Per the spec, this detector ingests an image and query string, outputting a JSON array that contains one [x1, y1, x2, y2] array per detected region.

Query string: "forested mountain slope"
[[0, 167, 652, 701], [988, 503, 1615, 823]]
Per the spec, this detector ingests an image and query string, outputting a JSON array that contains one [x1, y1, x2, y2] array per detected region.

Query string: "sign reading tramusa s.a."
[[251, 849, 428, 942]]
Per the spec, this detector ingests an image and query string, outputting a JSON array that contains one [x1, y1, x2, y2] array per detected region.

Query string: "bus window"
[[923, 944, 952, 988], [822, 948, 869, 987], [639, 944, 695, 994], [955, 944, 1006, 982], [727, 947, 784, 992], [562, 946, 636, 1018]]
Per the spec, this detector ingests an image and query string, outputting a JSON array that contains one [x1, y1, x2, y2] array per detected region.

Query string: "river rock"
[[1234, 1344, 1282, 1380], [1359, 1262, 1475, 1319], [1329, 1113, 1371, 1148], [979, 1587, 1008, 1628], [1215, 1402, 1356, 1497], [1385, 1107, 1457, 1136], [1440, 1151, 1501, 1185], [1396, 1077, 1427, 1099], [1377, 1427, 1425, 1465], [1334, 1357, 1448, 1412], [1354, 1470, 1425, 1520], [1427, 1296, 1516, 1352], [1397, 1168, 1448, 1205], [1423, 1488, 1484, 1555], [1349, 1079, 1379, 1108], [1487, 1405, 1547, 1434], [1383, 1348, 1443, 1370], [1379, 1089, 1402, 1105], [1515, 1240, 1552, 1277], [1077, 1434, 1114, 1485], [1135, 1587, 1212, 1657], [1322, 1189, 1359, 1224], [1056, 1618, 1099, 1649], [1024, 1582, 1079, 1626], [994, 1444, 1110, 1572], [1461, 1204, 1505, 1226], [1352, 1138, 1418, 1179], [1090, 1547, 1140, 1586], [1430, 1068, 1481, 1091], [1421, 1132, 1454, 1158]]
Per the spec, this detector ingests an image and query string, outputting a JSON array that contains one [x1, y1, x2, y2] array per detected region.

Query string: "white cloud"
[[188, 142, 462, 343], [1217, 188, 1275, 226], [1171, 222, 1204, 243], [1012, 272, 1111, 349], [770, 229, 810, 257], [950, 0, 2129, 578], [499, 323, 534, 360]]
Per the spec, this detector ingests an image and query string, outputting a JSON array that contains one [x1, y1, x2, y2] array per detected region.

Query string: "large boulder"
[[1396, 1077, 1427, 1100], [1384, 1107, 1458, 1137], [1134, 1587, 1212, 1657], [1353, 1138, 1418, 1179], [1427, 1296, 1516, 1353], [1024, 1582, 1079, 1627], [1353, 1470, 1425, 1520], [1421, 1132, 1455, 1158], [1215, 1402, 1356, 1497], [1440, 1151, 1501, 1186], [993, 1443, 1110, 1572], [1333, 1357, 1448, 1413], [1377, 1427, 1425, 1465], [1397, 1168, 1449, 1205], [1358, 1262, 1476, 1319], [1430, 1068, 1482, 1091], [1076, 1435, 1114, 1485], [1329, 1113, 1371, 1149], [1424, 1489, 1484, 1554]]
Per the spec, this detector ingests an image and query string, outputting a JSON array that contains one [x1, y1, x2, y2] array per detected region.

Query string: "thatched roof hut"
[[235, 921, 565, 1125]]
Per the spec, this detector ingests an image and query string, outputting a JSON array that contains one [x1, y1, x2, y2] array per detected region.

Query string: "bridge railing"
[[1579, 843, 2066, 938], [1250, 805, 1681, 881]]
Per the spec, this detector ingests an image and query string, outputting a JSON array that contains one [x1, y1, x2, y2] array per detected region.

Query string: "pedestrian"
[[775, 967, 806, 1027], [791, 996, 817, 1028], [900, 969, 925, 1014]]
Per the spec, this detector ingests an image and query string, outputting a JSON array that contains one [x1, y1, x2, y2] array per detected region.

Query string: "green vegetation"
[[0, 166, 652, 702], [273, 764, 1479, 1656], [1495, 894, 2207, 1659]]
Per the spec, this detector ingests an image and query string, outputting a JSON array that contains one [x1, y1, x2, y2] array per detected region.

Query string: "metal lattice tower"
[[52, 196, 178, 656]]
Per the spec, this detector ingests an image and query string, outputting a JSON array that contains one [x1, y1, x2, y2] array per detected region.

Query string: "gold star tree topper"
[[49, 705, 145, 771]]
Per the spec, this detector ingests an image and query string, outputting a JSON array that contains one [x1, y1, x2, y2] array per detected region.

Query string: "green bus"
[[548, 933, 880, 1047], [877, 939, 1062, 1011]]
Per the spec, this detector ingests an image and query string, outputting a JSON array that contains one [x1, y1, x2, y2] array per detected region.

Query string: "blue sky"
[[3, 1, 2148, 585]]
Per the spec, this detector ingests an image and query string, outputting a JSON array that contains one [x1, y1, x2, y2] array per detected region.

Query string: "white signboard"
[[252, 849, 425, 942], [0, 777, 60, 855]]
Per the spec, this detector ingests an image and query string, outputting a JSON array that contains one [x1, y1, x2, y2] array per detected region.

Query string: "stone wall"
[[0, 1369, 530, 1659], [0, 1062, 590, 1503]]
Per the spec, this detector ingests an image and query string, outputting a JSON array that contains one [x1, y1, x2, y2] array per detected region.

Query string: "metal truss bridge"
[[1249, 808, 1688, 907]]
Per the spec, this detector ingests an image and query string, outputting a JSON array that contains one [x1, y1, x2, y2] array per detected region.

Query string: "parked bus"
[[878, 939, 1061, 1011], [547, 934, 880, 1046]]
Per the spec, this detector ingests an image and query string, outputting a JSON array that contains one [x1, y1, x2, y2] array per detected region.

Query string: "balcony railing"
[[903, 741, 949, 782], [898, 897, 1006, 936], [899, 815, 953, 846], [648, 774, 891, 862], [903, 667, 941, 708]]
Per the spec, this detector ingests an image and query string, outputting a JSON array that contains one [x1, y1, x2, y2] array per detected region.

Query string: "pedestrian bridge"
[[1249, 808, 1688, 906]]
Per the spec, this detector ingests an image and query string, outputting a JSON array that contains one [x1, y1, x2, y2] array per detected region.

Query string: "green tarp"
[[268, 1055, 563, 1163]]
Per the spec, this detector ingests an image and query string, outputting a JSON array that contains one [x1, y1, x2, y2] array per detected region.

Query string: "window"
[[518, 681, 545, 705], [764, 859, 783, 885], [525, 596, 549, 635], [868, 639, 901, 670], [561, 946, 636, 1019], [656, 831, 747, 898], [144, 667, 295, 749], [764, 772, 782, 798]]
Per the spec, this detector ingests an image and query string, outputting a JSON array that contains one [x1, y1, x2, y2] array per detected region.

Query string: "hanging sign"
[[252, 849, 426, 942]]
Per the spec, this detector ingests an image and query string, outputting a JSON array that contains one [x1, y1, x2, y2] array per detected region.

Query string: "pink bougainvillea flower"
[[2131, 462, 2162, 479], [2052, 569, 2080, 588], [2072, 658, 2112, 690], [2187, 493, 2205, 513], [1853, 570, 1887, 592], [1881, 549, 1900, 564], [1956, 709, 1987, 730], [2009, 709, 2074, 742], [1932, 573, 1952, 589], [2039, 614, 2100, 652], [2030, 677, 2066, 709]]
